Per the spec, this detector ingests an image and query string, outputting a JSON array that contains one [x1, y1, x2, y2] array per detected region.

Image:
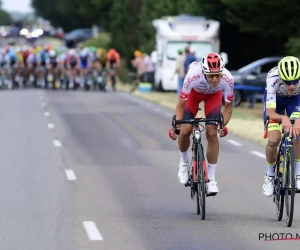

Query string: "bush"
[[286, 37, 300, 57], [84, 32, 111, 49]]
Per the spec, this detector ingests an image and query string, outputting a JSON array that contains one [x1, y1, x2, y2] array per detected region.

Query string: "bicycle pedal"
[[206, 192, 217, 197]]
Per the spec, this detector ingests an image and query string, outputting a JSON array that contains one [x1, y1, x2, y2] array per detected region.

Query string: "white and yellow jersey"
[[266, 66, 300, 108]]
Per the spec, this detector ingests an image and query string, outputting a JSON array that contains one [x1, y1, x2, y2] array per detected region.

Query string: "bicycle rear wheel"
[[195, 188, 200, 215], [197, 144, 206, 220], [284, 148, 295, 227]]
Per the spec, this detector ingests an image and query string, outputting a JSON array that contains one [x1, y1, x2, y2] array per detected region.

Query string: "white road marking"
[[53, 140, 62, 147], [83, 221, 103, 241], [227, 139, 242, 146], [65, 169, 76, 180], [251, 151, 265, 158], [44, 112, 50, 116], [48, 123, 55, 129], [41, 102, 46, 107]]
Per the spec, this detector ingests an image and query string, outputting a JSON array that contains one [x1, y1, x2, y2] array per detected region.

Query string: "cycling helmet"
[[278, 56, 300, 81], [68, 49, 76, 55], [22, 45, 28, 52], [49, 50, 56, 57], [201, 52, 225, 74], [15, 46, 21, 53], [80, 49, 88, 57]]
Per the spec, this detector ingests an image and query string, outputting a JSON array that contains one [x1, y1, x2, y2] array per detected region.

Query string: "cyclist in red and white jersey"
[[169, 52, 234, 194]]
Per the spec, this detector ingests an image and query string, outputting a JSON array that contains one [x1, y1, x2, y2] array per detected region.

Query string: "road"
[[0, 36, 63, 48], [0, 89, 299, 250]]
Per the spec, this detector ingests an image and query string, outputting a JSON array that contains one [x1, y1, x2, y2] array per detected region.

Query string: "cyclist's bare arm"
[[266, 107, 285, 122], [175, 98, 187, 121], [265, 68, 288, 122], [223, 101, 233, 126]]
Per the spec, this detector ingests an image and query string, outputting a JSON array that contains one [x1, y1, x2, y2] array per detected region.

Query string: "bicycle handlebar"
[[172, 114, 224, 135], [263, 115, 270, 139]]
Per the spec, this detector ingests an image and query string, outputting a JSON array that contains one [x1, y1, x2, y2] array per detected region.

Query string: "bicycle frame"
[[192, 125, 208, 183], [281, 133, 294, 191]]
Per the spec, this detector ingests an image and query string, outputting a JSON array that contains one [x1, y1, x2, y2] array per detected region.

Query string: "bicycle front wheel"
[[192, 160, 200, 215], [275, 153, 284, 221], [197, 144, 206, 220], [284, 148, 295, 227]]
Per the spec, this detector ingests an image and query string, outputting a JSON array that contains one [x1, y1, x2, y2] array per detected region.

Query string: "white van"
[[152, 15, 228, 91]]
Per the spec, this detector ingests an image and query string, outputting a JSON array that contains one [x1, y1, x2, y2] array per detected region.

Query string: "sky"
[[2, 0, 33, 13]]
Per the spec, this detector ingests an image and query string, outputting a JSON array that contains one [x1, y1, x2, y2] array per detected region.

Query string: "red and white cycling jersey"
[[180, 62, 234, 102]]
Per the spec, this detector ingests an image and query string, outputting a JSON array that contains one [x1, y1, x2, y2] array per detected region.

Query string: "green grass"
[[232, 109, 261, 120]]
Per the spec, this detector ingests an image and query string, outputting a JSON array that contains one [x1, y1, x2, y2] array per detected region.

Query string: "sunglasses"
[[283, 78, 300, 85], [206, 73, 222, 79]]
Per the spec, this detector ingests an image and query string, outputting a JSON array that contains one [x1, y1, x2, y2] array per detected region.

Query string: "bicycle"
[[263, 115, 298, 227], [172, 114, 224, 220]]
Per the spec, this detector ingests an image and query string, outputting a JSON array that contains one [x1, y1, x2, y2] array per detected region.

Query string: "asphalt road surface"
[[0, 89, 300, 250]]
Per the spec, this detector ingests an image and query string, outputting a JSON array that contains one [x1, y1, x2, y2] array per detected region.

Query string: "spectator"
[[130, 50, 145, 92], [171, 48, 185, 96], [143, 53, 154, 86], [184, 46, 197, 75]]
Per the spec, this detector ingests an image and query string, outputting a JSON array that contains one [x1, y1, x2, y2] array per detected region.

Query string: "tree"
[[32, 0, 111, 31], [0, 10, 10, 25], [222, 0, 300, 38], [0, 0, 11, 26], [139, 0, 205, 54], [108, 0, 131, 59]]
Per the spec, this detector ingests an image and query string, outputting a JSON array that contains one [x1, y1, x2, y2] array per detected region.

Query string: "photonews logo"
[[259, 233, 300, 241]]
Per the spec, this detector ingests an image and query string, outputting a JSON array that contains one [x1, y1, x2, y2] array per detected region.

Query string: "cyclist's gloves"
[[223, 126, 228, 136], [218, 126, 228, 137], [168, 128, 178, 140]]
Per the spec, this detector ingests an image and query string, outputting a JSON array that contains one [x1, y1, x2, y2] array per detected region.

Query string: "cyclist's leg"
[[263, 94, 284, 196], [203, 91, 222, 192], [285, 95, 300, 188], [179, 89, 202, 153], [177, 89, 203, 184], [265, 97, 282, 174], [203, 91, 222, 165]]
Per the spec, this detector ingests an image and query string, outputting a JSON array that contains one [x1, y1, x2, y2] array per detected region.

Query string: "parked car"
[[64, 28, 93, 48], [230, 56, 283, 107]]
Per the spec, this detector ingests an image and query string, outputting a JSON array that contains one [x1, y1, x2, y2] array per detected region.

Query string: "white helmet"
[[68, 49, 76, 56], [49, 50, 56, 57], [22, 45, 28, 52], [201, 52, 225, 74], [80, 48, 88, 57]]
